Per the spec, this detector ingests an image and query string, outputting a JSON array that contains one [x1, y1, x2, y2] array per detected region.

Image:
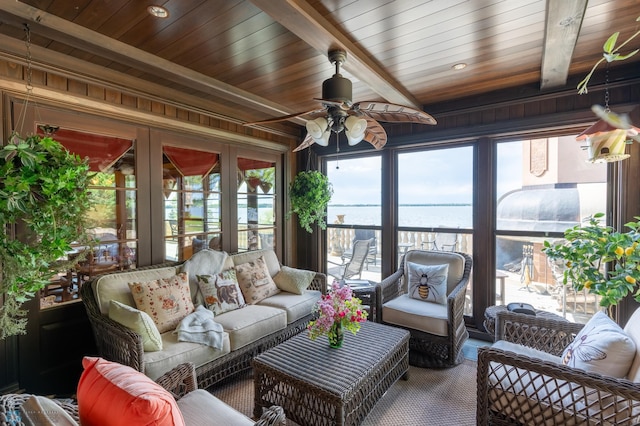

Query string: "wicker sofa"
[[81, 248, 326, 389], [0, 362, 285, 426], [477, 309, 640, 425]]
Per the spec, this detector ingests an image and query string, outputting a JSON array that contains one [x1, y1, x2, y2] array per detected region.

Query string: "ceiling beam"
[[250, 0, 423, 110], [540, 0, 588, 89], [0, 0, 299, 121]]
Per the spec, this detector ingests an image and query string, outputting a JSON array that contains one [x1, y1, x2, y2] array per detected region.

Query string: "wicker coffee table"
[[253, 321, 409, 426]]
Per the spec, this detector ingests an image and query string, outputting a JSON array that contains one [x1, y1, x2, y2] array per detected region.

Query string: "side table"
[[340, 279, 379, 322], [484, 304, 567, 340]]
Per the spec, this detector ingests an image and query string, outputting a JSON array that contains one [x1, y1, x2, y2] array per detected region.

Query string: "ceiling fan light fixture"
[[344, 115, 367, 145], [306, 117, 331, 146]]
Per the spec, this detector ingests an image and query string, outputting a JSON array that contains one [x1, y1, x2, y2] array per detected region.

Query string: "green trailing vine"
[[0, 133, 91, 338], [287, 170, 333, 233]]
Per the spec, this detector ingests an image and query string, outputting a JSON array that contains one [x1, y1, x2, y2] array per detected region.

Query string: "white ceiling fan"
[[244, 50, 437, 152]]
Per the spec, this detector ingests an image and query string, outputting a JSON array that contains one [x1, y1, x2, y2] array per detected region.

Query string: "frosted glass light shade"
[[306, 117, 331, 146], [344, 115, 367, 145]]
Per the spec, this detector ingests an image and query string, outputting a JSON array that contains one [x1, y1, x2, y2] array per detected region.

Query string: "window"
[[326, 156, 382, 282], [163, 146, 221, 261], [237, 157, 276, 252], [495, 137, 607, 323]]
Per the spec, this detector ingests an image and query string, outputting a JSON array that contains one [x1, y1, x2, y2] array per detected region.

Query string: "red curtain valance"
[[237, 158, 273, 171], [164, 146, 219, 178], [37, 127, 133, 172]]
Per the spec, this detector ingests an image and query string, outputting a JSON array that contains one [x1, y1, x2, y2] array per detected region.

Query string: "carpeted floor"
[[210, 356, 479, 425]]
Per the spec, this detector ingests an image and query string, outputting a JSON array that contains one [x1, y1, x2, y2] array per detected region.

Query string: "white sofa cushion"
[[382, 294, 448, 336], [258, 290, 322, 324], [93, 266, 179, 315], [624, 307, 640, 382], [214, 305, 286, 351], [181, 249, 230, 305], [177, 390, 254, 426], [143, 331, 230, 381]]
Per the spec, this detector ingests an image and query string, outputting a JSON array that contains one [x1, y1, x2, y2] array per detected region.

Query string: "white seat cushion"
[[382, 294, 448, 336], [214, 305, 286, 351], [623, 307, 640, 382], [143, 331, 230, 381], [258, 290, 321, 324], [177, 390, 254, 426]]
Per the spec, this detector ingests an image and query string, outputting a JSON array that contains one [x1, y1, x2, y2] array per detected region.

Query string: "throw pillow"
[[196, 269, 246, 315], [561, 310, 636, 378], [273, 266, 316, 295], [20, 395, 78, 426], [128, 272, 194, 333], [77, 356, 184, 426], [234, 255, 280, 304], [108, 300, 163, 352], [407, 262, 448, 304]]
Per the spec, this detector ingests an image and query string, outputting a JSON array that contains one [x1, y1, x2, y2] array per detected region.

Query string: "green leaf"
[[603, 32, 619, 54]]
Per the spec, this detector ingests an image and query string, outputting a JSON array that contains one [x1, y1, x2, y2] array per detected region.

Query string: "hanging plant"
[[0, 132, 91, 338], [287, 170, 333, 233]]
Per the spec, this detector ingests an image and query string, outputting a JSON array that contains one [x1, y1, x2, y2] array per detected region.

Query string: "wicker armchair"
[[477, 310, 640, 425], [0, 363, 285, 426], [377, 250, 472, 368]]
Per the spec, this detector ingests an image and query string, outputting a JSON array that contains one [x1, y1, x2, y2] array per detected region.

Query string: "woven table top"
[[253, 321, 409, 398]]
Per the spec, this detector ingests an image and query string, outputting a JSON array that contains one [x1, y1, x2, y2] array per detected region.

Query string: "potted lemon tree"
[[543, 213, 640, 310]]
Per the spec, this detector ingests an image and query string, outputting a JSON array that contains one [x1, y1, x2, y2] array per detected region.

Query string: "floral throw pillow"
[[561, 310, 636, 378], [407, 262, 448, 304], [128, 272, 194, 333], [235, 255, 280, 304], [197, 269, 246, 315]]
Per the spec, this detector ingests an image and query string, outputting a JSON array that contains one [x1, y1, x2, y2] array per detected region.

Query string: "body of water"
[[328, 204, 472, 228]]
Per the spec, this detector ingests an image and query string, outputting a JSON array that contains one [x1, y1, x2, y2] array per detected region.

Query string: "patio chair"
[[477, 308, 640, 425], [341, 238, 373, 280], [341, 229, 377, 267], [377, 250, 472, 368]]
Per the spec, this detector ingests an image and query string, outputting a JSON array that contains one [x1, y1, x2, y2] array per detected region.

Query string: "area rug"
[[210, 359, 477, 426]]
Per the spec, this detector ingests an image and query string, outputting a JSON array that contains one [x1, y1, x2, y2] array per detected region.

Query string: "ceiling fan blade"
[[244, 108, 325, 127], [292, 133, 315, 152], [361, 117, 387, 150], [353, 102, 437, 125]]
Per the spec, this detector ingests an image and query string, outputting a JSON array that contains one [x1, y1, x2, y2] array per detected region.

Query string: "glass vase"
[[328, 321, 344, 348]]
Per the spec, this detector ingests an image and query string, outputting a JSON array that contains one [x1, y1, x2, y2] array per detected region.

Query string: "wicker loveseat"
[[477, 308, 640, 425], [0, 362, 285, 426], [81, 249, 326, 389]]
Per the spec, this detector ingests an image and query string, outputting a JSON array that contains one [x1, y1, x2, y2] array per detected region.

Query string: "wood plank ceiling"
[[0, 0, 637, 141]]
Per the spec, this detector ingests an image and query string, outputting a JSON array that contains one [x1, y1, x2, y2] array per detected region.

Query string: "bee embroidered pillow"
[[561, 310, 636, 378], [128, 272, 194, 333], [407, 262, 448, 304]]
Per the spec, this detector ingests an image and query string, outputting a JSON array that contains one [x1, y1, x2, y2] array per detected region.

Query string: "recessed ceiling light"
[[147, 5, 169, 18], [452, 63, 467, 70]]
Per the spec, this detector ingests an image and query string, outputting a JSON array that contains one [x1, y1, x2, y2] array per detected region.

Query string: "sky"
[[326, 142, 523, 205]]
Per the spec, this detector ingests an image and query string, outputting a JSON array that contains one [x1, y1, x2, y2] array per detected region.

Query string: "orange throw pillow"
[[77, 357, 185, 426]]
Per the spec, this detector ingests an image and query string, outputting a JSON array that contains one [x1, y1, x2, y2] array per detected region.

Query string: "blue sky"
[[326, 142, 523, 205]]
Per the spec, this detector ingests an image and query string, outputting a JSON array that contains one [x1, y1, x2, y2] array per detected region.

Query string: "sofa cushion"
[[623, 307, 640, 382], [197, 270, 245, 315], [108, 300, 163, 352], [402, 250, 465, 295], [383, 294, 449, 336], [258, 290, 321, 324], [214, 305, 286, 351], [20, 395, 78, 426], [143, 331, 230, 381], [407, 262, 448, 304], [77, 356, 184, 426], [181, 249, 230, 305], [176, 389, 254, 426], [129, 273, 195, 333], [561, 310, 636, 378], [235, 256, 280, 304], [93, 266, 179, 315], [273, 266, 316, 295], [231, 249, 281, 277]]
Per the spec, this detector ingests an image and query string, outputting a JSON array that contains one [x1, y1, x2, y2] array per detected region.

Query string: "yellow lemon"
[[626, 247, 635, 256], [566, 261, 572, 268], [584, 280, 593, 289], [615, 246, 624, 256], [625, 276, 636, 284], [599, 237, 607, 243]]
